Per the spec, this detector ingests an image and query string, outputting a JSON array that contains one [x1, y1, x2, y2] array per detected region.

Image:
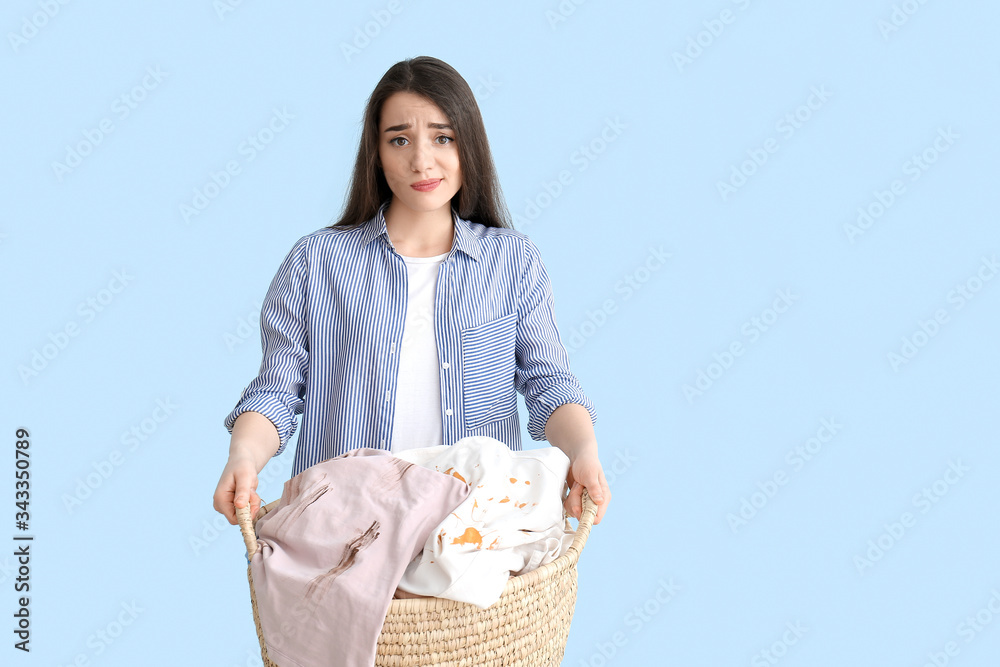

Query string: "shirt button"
[[390, 342, 396, 354], [385, 391, 391, 402], [445, 408, 453, 416], [441, 362, 450, 369], [381, 439, 386, 447]]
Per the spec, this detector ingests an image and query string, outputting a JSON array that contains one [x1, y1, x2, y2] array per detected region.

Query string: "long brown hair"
[[329, 56, 512, 230]]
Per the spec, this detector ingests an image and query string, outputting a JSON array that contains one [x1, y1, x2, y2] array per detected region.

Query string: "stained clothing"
[[392, 436, 575, 609], [250, 439, 574, 666], [223, 199, 597, 476], [250, 447, 471, 667]]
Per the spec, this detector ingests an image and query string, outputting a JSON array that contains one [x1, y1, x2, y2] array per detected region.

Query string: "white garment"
[[392, 436, 576, 609], [391, 251, 448, 454]]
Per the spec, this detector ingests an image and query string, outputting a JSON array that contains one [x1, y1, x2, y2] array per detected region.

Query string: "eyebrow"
[[383, 122, 453, 132]]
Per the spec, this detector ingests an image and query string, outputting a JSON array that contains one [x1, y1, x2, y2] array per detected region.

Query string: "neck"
[[384, 198, 455, 257]]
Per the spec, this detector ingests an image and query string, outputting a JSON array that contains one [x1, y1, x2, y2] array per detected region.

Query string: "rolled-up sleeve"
[[223, 237, 310, 456], [513, 236, 597, 440]]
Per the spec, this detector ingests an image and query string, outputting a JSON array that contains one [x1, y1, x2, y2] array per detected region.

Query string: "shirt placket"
[[381, 240, 407, 450], [435, 256, 457, 446]]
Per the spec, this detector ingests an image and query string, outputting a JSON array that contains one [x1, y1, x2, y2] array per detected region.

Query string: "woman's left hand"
[[563, 452, 610, 525]]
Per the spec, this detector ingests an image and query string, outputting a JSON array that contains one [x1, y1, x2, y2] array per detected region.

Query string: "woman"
[[212, 56, 610, 528]]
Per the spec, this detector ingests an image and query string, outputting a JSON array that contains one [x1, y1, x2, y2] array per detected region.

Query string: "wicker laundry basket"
[[235, 488, 597, 666]]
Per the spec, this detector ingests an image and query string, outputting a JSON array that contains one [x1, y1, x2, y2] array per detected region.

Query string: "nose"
[[409, 138, 434, 173]]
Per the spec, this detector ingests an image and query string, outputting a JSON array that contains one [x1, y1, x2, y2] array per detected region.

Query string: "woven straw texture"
[[237, 487, 597, 666]]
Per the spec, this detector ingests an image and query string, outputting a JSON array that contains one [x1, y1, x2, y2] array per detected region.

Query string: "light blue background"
[[2, 1, 998, 665]]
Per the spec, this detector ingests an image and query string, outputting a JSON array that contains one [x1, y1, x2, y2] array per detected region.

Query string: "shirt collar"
[[360, 199, 481, 262]]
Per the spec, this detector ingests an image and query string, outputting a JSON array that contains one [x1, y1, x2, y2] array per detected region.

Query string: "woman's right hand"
[[213, 454, 262, 525]]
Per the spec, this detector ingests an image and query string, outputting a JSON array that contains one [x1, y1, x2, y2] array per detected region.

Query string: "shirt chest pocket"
[[460, 312, 518, 430]]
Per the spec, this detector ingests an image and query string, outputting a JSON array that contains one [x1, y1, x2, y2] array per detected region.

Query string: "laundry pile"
[[248, 436, 575, 667]]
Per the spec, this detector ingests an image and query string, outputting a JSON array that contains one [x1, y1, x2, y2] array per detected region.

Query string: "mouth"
[[411, 179, 441, 192]]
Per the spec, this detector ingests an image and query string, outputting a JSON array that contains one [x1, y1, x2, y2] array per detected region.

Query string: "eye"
[[436, 135, 454, 145], [389, 136, 408, 147]]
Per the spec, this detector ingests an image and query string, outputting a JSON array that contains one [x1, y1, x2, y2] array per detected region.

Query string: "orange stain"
[[470, 497, 488, 522], [499, 496, 510, 503], [517, 502, 527, 508], [525, 480, 530, 485], [450, 526, 483, 548], [444, 467, 467, 483], [509, 477, 517, 483]]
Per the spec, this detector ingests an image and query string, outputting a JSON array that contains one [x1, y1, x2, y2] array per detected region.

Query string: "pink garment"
[[250, 447, 471, 667]]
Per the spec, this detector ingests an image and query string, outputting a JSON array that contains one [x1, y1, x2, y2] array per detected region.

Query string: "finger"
[[592, 489, 608, 525], [214, 481, 238, 525], [579, 473, 605, 503], [234, 470, 254, 510], [212, 484, 230, 514], [568, 482, 586, 519], [562, 482, 577, 518], [584, 481, 610, 525], [562, 471, 575, 500]]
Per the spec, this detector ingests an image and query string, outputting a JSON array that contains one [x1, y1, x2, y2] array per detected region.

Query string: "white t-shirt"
[[390, 251, 449, 453]]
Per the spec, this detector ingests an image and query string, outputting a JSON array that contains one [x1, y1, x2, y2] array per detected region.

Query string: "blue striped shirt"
[[224, 200, 597, 477]]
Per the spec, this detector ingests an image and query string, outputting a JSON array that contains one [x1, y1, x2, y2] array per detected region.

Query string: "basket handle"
[[236, 488, 599, 561], [565, 487, 598, 559], [235, 503, 261, 559]]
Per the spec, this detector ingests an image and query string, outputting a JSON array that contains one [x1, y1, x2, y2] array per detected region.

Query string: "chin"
[[402, 192, 458, 214]]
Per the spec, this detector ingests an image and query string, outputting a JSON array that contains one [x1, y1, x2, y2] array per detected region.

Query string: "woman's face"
[[377, 91, 462, 219]]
